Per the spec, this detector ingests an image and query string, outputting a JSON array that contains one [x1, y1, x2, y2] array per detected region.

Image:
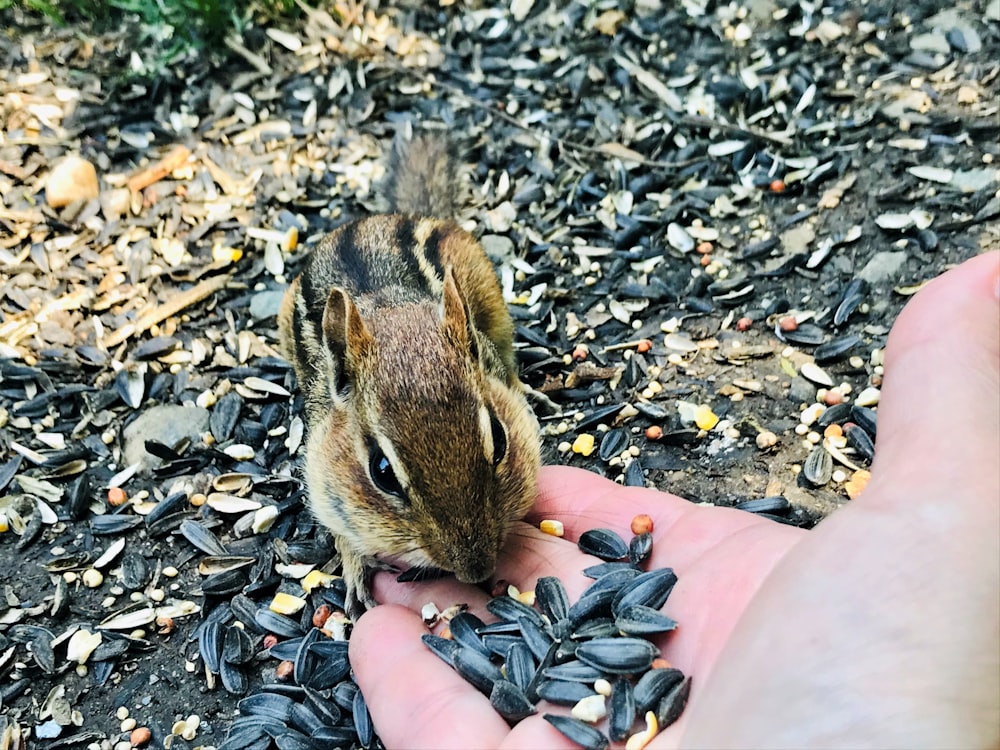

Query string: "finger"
[[869, 250, 1000, 503], [349, 604, 511, 750]]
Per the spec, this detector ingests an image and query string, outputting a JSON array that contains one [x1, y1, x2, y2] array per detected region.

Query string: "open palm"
[[350, 252, 999, 750]]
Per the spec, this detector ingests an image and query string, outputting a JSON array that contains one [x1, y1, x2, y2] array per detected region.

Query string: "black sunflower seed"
[[608, 677, 636, 742], [628, 532, 653, 566], [845, 423, 875, 462], [599, 428, 629, 460], [814, 334, 860, 364], [450, 612, 491, 659], [543, 714, 609, 750], [535, 576, 570, 623], [220, 660, 249, 695], [634, 667, 685, 713], [490, 679, 536, 724], [505, 642, 536, 692], [536, 679, 598, 706], [734, 496, 790, 515], [486, 595, 546, 630], [542, 660, 606, 683], [655, 675, 692, 730], [575, 637, 658, 675], [851, 405, 878, 438], [352, 687, 373, 747], [614, 605, 679, 636], [199, 621, 224, 675], [611, 568, 677, 616], [223, 624, 255, 665], [239, 692, 296, 723], [453, 644, 503, 696], [577, 528, 629, 561], [255, 608, 306, 638], [421, 634, 462, 666], [816, 401, 852, 428], [483, 634, 523, 658], [803, 445, 833, 486], [518, 616, 554, 662]]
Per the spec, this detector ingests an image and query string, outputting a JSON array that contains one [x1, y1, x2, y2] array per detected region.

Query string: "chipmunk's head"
[[304, 266, 540, 585]]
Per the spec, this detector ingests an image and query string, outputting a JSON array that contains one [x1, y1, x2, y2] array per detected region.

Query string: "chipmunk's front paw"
[[339, 543, 379, 621]]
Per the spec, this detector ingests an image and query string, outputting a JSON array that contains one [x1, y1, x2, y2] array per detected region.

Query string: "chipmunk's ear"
[[441, 265, 479, 361], [323, 287, 371, 396]]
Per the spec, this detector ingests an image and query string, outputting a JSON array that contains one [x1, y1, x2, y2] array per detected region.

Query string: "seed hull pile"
[[1, 0, 997, 747]]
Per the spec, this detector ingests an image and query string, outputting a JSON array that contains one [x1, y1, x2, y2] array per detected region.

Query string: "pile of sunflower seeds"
[[423, 526, 689, 750]]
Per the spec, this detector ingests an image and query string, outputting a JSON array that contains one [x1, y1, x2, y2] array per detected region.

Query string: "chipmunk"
[[278, 134, 541, 617]]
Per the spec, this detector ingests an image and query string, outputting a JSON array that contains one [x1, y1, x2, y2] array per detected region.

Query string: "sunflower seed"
[[577, 528, 629, 561], [453, 645, 503, 696], [634, 667, 685, 713], [421, 633, 462, 666], [542, 660, 606, 683], [576, 637, 658, 674], [255, 608, 305, 638], [611, 568, 677, 616], [608, 677, 636, 741], [535, 576, 570, 622], [490, 679, 536, 724], [845, 423, 875, 461], [180, 519, 229, 556], [543, 714, 609, 750], [486, 595, 546, 630], [239, 692, 296, 723], [224, 625, 255, 665], [450, 612, 491, 659], [628, 533, 653, 566], [655, 675, 691, 730], [352, 687, 373, 747], [221, 660, 249, 695], [505, 642, 536, 692], [615, 605, 679, 636], [803, 445, 833, 486], [536, 679, 598, 706], [851, 405, 877, 438], [199, 622, 224, 675]]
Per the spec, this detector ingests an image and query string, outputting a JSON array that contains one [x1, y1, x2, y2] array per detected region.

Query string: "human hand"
[[349, 252, 999, 749]]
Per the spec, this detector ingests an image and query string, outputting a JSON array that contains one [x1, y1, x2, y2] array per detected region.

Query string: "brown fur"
[[278, 136, 540, 616]]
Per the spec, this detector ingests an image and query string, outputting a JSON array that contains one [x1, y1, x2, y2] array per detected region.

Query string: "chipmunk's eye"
[[489, 412, 507, 467], [369, 444, 405, 498]]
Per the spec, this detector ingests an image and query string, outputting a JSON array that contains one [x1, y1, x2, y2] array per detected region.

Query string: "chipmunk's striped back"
[[276, 133, 539, 617]]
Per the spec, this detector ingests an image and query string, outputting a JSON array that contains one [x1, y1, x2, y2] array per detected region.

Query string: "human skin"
[[349, 251, 1000, 749]]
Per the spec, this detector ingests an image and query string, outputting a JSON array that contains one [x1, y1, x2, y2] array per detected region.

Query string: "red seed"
[[630, 514, 654, 535], [644, 425, 663, 440], [650, 657, 672, 670], [130, 727, 152, 746], [823, 389, 844, 406], [770, 179, 786, 193], [263, 634, 279, 649], [276, 660, 294, 681], [107, 487, 128, 507], [695, 241, 713, 254], [312, 604, 331, 629], [636, 339, 653, 353], [736, 317, 752, 332], [778, 316, 798, 332]]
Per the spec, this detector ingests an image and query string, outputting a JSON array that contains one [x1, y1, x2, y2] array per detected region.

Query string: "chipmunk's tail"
[[384, 133, 457, 218]]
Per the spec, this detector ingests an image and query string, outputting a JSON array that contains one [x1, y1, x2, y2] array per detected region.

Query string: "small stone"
[[46, 154, 100, 208], [36, 720, 63, 739]]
